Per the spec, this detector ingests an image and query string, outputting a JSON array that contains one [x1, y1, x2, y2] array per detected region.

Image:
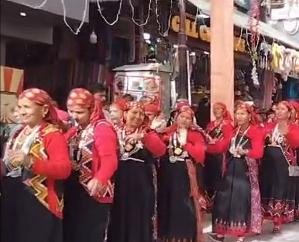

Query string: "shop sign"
[[171, 15, 246, 53]]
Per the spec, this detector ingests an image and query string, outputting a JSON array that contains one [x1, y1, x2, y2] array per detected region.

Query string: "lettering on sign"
[[171, 15, 246, 53]]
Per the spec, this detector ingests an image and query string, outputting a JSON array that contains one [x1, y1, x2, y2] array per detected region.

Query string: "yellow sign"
[[171, 15, 246, 53]]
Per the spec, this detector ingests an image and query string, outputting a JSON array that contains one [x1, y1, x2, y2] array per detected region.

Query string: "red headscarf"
[[112, 98, 128, 112], [279, 100, 297, 122], [177, 105, 195, 119], [67, 88, 104, 124], [213, 102, 233, 121], [144, 99, 161, 114], [235, 101, 258, 125], [18, 88, 60, 125]]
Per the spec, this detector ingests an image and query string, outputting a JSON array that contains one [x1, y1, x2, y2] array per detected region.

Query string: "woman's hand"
[[8, 151, 27, 168], [87, 178, 102, 196], [125, 133, 144, 144]]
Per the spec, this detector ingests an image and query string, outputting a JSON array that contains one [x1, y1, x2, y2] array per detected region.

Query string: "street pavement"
[[203, 215, 299, 242]]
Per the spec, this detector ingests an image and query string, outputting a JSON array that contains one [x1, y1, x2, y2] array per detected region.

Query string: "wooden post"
[[210, 0, 234, 116], [177, 0, 188, 99]]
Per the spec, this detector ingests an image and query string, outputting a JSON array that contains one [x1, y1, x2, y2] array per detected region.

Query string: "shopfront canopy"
[[187, 0, 299, 50]]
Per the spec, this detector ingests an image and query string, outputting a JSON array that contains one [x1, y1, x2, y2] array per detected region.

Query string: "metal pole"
[[177, 0, 188, 99]]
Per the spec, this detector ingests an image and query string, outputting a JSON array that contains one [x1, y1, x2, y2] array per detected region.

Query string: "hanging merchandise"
[[248, 0, 261, 87]]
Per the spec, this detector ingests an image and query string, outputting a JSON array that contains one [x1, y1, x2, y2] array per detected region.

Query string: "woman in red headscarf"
[[1, 88, 71, 242], [204, 102, 234, 199], [144, 99, 167, 133], [108, 98, 128, 129], [158, 105, 206, 242], [63, 88, 118, 242], [209, 102, 264, 242], [260, 101, 299, 232], [107, 101, 166, 242]]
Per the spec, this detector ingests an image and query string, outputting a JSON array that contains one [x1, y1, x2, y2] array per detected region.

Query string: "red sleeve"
[[247, 126, 265, 160], [32, 131, 71, 179], [286, 124, 299, 149], [63, 127, 77, 142], [184, 131, 206, 164], [206, 123, 233, 154], [143, 131, 167, 157], [93, 123, 118, 185]]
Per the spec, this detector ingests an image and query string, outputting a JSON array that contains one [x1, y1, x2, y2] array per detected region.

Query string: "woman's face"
[[145, 111, 156, 123], [235, 108, 250, 127], [213, 104, 224, 119], [125, 107, 145, 128], [68, 105, 90, 127], [17, 97, 47, 127], [109, 104, 123, 124], [176, 111, 193, 129], [275, 103, 290, 121]]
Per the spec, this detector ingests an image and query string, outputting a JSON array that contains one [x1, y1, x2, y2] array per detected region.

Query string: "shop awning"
[[187, 0, 299, 50]]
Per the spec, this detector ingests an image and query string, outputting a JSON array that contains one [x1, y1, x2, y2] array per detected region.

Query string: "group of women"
[[1, 87, 299, 242]]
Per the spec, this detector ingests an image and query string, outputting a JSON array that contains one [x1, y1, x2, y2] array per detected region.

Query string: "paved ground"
[[203, 215, 299, 242]]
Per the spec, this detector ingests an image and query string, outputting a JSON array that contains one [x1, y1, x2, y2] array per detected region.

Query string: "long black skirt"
[[203, 153, 223, 198], [212, 157, 251, 237], [63, 172, 110, 242], [1, 176, 62, 242], [260, 146, 296, 224], [107, 159, 155, 242], [158, 157, 196, 241]]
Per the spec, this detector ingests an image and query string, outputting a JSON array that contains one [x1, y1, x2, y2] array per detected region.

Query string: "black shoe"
[[207, 233, 224, 242]]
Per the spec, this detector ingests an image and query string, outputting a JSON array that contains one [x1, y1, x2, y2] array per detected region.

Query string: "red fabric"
[[55, 108, 70, 122], [286, 124, 299, 149], [93, 122, 118, 185], [264, 122, 299, 149], [32, 130, 71, 217], [184, 130, 206, 164], [144, 103, 160, 114], [245, 125, 265, 160], [235, 101, 258, 125], [19, 88, 60, 125], [206, 121, 234, 154], [142, 131, 166, 157], [113, 98, 128, 111], [213, 102, 233, 121], [67, 88, 104, 124]]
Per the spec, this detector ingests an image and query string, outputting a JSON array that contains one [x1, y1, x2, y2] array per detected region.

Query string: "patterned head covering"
[[112, 98, 128, 112], [235, 101, 257, 125], [67, 88, 104, 124], [18, 88, 59, 125], [279, 101, 297, 122], [177, 105, 195, 119], [127, 101, 145, 111], [213, 102, 233, 121]]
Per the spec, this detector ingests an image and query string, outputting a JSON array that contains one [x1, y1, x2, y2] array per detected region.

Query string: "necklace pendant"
[[122, 152, 129, 159], [169, 156, 176, 163], [174, 147, 183, 156]]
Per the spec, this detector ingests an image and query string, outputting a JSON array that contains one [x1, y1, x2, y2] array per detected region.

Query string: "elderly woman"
[[63, 88, 118, 242], [158, 105, 206, 242], [107, 101, 166, 242], [1, 88, 71, 242], [260, 101, 299, 232], [204, 102, 233, 199], [209, 102, 264, 242]]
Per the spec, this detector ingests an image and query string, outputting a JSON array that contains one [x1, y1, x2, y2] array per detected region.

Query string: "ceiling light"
[[20, 12, 27, 17]]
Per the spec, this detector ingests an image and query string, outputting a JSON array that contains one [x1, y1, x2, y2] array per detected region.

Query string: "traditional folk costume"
[[107, 102, 166, 242], [158, 106, 206, 242], [204, 103, 233, 199], [63, 88, 118, 242], [212, 111, 264, 238], [260, 120, 299, 226], [1, 88, 71, 242], [144, 101, 167, 133]]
